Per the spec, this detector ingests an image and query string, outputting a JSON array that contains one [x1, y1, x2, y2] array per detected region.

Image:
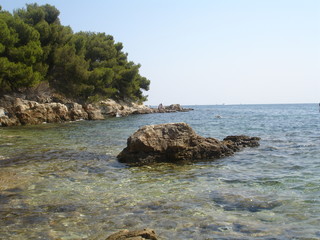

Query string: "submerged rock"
[[211, 191, 281, 212], [117, 122, 260, 165], [106, 228, 158, 240]]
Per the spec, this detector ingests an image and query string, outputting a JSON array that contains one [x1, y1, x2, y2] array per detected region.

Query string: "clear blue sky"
[[2, 0, 319, 105]]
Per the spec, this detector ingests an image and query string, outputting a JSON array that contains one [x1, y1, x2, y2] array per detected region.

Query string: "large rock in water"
[[117, 123, 260, 165]]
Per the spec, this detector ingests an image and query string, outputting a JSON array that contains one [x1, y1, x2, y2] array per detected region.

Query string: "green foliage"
[[0, 57, 42, 92], [0, 4, 150, 102], [0, 8, 44, 94], [50, 44, 90, 98]]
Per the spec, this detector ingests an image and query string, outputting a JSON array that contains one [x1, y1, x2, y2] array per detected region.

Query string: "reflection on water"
[[1, 104, 320, 239]]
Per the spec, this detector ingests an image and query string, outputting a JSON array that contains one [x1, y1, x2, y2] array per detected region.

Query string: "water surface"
[[1, 104, 320, 239]]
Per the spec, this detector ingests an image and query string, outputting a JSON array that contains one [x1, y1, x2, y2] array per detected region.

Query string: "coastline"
[[0, 95, 193, 127]]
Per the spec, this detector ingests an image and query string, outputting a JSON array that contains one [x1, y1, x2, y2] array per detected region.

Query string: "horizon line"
[[146, 102, 318, 106]]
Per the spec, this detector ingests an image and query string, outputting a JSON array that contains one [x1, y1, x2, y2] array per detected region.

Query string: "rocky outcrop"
[[155, 103, 193, 113], [96, 99, 154, 116], [223, 135, 261, 150], [164, 104, 193, 112], [106, 229, 158, 240], [84, 104, 105, 120], [117, 123, 260, 165], [0, 96, 102, 126], [95, 101, 193, 116]]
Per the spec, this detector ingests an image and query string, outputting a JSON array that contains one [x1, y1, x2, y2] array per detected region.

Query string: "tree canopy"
[[0, 4, 150, 103]]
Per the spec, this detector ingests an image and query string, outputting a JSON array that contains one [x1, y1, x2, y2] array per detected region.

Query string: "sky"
[[1, 0, 319, 105]]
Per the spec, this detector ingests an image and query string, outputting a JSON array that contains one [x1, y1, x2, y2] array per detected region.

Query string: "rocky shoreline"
[[0, 95, 192, 127]]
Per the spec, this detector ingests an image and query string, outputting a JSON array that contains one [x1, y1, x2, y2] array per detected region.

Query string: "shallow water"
[[0, 104, 320, 239]]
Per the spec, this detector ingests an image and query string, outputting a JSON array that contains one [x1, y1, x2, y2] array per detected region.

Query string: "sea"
[[0, 104, 319, 240]]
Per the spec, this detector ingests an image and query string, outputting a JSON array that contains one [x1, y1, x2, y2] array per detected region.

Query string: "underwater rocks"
[[210, 191, 281, 212], [106, 228, 158, 240], [117, 123, 260, 165]]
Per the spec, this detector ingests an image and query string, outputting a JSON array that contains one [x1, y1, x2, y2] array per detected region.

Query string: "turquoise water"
[[0, 104, 319, 239]]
